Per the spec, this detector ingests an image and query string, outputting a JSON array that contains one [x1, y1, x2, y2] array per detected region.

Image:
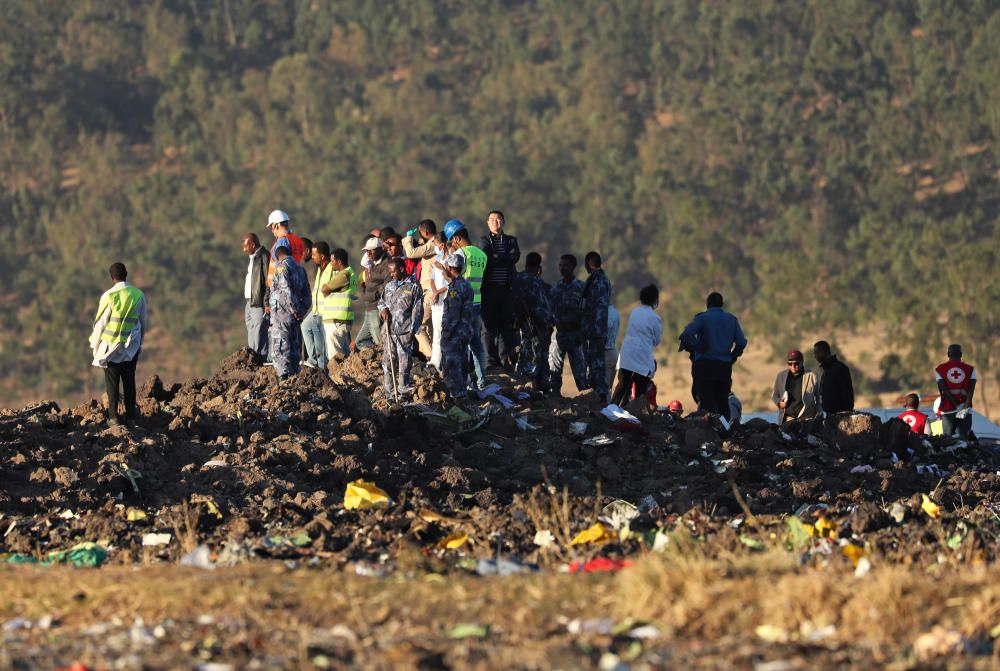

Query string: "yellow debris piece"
[[570, 522, 614, 546], [842, 543, 865, 567], [807, 517, 837, 539], [921, 494, 941, 519], [437, 531, 469, 549], [344, 480, 391, 510], [191, 494, 223, 519], [125, 508, 147, 521]]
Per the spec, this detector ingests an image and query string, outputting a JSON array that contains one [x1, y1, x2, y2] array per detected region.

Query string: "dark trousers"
[[692, 358, 731, 415], [481, 283, 518, 366], [941, 412, 972, 438], [104, 351, 140, 420], [610, 368, 651, 408]]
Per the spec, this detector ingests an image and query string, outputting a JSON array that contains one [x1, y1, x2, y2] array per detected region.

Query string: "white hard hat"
[[267, 209, 290, 228]]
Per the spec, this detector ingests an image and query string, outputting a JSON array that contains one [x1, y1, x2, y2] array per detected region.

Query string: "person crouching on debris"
[[441, 253, 475, 399], [898, 393, 929, 435], [90, 262, 148, 427], [379, 257, 424, 399], [269, 244, 311, 378], [610, 284, 662, 408]]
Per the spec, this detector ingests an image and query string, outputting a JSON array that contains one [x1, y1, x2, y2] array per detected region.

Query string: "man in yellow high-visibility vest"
[[320, 247, 357, 359], [89, 262, 148, 427]]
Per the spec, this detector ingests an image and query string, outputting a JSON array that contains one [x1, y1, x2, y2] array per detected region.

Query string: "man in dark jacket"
[[813, 340, 855, 414], [242, 232, 270, 358], [478, 210, 520, 369], [679, 292, 747, 416]]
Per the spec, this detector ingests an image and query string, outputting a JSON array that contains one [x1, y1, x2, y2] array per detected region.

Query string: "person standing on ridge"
[[320, 248, 357, 359], [478, 210, 520, 369], [581, 252, 612, 403], [610, 284, 661, 408], [511, 252, 553, 392], [428, 233, 451, 369], [90, 262, 148, 427], [265, 209, 306, 287], [440, 253, 475, 399], [935, 344, 976, 437], [378, 257, 423, 398], [242, 232, 270, 359], [301, 241, 331, 370], [403, 219, 438, 358], [548, 254, 588, 397], [355, 237, 390, 350], [813, 340, 855, 414], [448, 220, 488, 390], [269, 245, 311, 378], [679, 292, 747, 416]]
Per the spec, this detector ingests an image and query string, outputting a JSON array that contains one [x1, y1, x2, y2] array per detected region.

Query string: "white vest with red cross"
[[935, 360, 974, 413]]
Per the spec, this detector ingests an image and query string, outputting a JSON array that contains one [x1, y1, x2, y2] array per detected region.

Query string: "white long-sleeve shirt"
[[89, 282, 148, 368], [616, 304, 662, 377]]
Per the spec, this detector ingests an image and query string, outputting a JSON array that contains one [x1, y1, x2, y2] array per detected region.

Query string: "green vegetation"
[[0, 0, 997, 404]]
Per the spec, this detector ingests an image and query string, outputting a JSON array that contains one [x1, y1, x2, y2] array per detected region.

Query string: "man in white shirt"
[[90, 262, 148, 427]]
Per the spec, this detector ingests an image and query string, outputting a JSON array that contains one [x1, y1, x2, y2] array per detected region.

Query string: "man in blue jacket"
[[680, 292, 747, 416]]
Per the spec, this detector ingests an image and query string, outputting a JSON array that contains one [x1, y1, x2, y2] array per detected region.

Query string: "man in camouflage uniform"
[[269, 244, 311, 378], [582, 251, 612, 403], [512, 252, 553, 391], [548, 254, 588, 396], [441, 253, 474, 399], [378, 257, 424, 397]]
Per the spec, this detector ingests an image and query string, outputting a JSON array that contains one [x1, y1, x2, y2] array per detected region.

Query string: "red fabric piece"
[[568, 557, 635, 573]]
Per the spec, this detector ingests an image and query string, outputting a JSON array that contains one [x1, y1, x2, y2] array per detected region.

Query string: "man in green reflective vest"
[[302, 241, 331, 371], [447, 221, 488, 391], [89, 262, 148, 427], [320, 247, 357, 359]]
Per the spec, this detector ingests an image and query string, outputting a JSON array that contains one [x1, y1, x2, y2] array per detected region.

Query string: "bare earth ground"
[[2, 344, 1000, 669]]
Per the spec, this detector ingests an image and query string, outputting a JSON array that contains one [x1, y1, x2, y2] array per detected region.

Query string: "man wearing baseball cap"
[[772, 349, 819, 426]]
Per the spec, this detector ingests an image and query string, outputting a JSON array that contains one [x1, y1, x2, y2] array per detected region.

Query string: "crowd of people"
[[240, 210, 617, 403], [88, 209, 980, 441]]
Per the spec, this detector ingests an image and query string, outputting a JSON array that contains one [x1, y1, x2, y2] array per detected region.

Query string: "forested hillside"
[[1, 0, 997, 406]]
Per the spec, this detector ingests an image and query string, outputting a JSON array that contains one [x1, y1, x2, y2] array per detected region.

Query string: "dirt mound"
[[2, 347, 999, 570]]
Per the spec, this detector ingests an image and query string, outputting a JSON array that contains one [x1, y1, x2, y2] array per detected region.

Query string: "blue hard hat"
[[444, 219, 465, 241]]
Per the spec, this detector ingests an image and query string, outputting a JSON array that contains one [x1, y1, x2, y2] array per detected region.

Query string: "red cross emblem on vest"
[[947, 367, 966, 384]]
